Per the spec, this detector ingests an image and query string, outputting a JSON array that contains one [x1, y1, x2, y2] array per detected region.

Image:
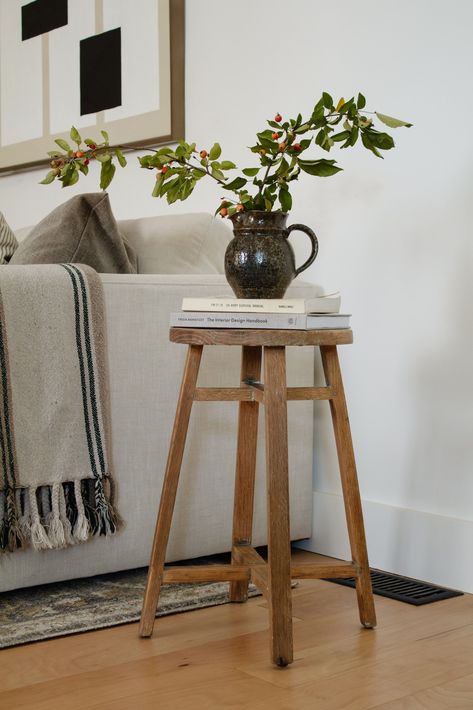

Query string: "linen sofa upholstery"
[[0, 213, 317, 592]]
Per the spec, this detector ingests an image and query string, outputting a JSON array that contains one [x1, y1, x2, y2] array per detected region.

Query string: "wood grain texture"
[[263, 346, 293, 666], [233, 546, 269, 599], [291, 562, 358, 579], [162, 565, 251, 583], [3, 551, 472, 710], [170, 327, 353, 347], [193, 387, 254, 401], [286, 386, 335, 400], [230, 346, 262, 602], [321, 344, 377, 629], [139, 344, 203, 638]]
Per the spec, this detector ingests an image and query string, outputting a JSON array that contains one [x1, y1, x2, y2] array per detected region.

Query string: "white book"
[[170, 311, 351, 330], [181, 292, 341, 314]]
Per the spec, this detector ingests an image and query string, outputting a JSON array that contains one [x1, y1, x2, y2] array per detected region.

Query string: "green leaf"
[[311, 97, 325, 123], [322, 92, 333, 109], [294, 122, 311, 135], [257, 129, 276, 140], [375, 112, 413, 128], [101, 129, 110, 143], [276, 157, 290, 177], [211, 167, 225, 181], [298, 159, 343, 177], [60, 165, 79, 187], [209, 142, 221, 160], [357, 93, 366, 109], [40, 170, 57, 184], [115, 148, 127, 167], [242, 167, 260, 177], [220, 160, 236, 170], [363, 129, 395, 150], [96, 152, 112, 163], [223, 177, 247, 191], [361, 133, 383, 158], [279, 188, 292, 212], [68, 169, 79, 186], [152, 173, 164, 197], [70, 126, 82, 145], [331, 130, 351, 143], [180, 179, 195, 200], [258, 136, 276, 150], [337, 98, 354, 115], [100, 160, 116, 189], [55, 138, 72, 152], [157, 146, 175, 157], [47, 151, 63, 158], [348, 126, 359, 147], [78, 162, 89, 175]]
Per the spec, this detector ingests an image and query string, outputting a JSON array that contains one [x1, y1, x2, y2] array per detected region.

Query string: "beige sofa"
[[0, 213, 318, 592]]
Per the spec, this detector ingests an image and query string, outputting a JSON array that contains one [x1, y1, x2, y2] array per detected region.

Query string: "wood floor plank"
[[371, 671, 473, 709], [1, 550, 472, 710], [0, 600, 270, 692]]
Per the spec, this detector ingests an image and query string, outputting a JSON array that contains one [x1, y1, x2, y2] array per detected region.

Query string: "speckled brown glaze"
[[225, 211, 318, 299]]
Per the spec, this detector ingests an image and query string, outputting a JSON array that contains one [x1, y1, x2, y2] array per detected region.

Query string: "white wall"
[[2, 0, 473, 590]]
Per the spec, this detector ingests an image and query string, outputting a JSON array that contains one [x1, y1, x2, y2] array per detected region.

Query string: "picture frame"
[[0, 0, 185, 173]]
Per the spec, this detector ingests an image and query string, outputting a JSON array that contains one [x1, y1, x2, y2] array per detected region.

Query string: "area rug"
[[0, 558, 262, 649]]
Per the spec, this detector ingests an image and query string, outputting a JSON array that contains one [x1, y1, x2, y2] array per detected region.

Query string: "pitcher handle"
[[287, 223, 319, 277]]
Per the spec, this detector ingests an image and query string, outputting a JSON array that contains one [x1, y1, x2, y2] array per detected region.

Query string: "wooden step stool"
[[139, 327, 376, 667]]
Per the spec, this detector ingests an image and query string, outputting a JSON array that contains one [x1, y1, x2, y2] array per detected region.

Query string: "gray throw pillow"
[[0, 211, 19, 264], [10, 193, 137, 274]]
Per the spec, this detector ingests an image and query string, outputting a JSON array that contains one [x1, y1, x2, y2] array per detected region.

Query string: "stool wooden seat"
[[139, 327, 376, 667]]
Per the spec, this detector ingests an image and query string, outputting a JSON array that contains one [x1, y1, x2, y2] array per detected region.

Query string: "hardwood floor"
[[1, 550, 473, 709]]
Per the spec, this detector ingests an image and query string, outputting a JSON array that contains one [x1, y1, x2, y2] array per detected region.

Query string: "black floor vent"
[[328, 569, 464, 605]]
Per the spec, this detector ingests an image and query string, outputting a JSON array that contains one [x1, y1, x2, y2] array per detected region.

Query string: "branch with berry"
[[42, 92, 412, 217]]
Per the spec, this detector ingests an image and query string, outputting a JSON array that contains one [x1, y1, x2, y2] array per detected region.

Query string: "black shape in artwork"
[[22, 0, 68, 41], [80, 29, 122, 115]]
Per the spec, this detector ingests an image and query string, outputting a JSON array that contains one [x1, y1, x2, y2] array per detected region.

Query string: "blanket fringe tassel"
[[0, 476, 120, 553]]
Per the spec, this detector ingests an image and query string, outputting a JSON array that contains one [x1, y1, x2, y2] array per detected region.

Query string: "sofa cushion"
[[0, 211, 18, 264], [10, 193, 137, 274], [119, 212, 232, 274]]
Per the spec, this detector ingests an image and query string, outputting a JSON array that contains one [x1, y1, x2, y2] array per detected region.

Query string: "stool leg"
[[320, 345, 377, 629], [264, 346, 293, 667], [230, 345, 262, 602], [139, 344, 203, 638]]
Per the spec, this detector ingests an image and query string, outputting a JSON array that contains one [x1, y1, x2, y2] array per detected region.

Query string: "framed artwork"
[[0, 0, 185, 173]]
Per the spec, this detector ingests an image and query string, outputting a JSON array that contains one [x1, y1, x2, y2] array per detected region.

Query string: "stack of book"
[[170, 292, 351, 330]]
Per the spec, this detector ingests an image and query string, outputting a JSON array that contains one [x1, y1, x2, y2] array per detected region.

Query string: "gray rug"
[[0, 558, 262, 649]]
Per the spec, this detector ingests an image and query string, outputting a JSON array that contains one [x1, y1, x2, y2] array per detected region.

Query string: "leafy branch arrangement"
[[42, 92, 411, 217]]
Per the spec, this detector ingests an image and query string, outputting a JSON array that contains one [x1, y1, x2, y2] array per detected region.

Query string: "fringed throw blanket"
[[0, 264, 120, 553]]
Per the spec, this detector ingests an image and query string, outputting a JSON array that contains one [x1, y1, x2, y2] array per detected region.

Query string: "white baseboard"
[[295, 491, 473, 593]]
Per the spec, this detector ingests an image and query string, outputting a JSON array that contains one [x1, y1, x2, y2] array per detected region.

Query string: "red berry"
[[236, 203, 244, 212], [271, 132, 280, 140], [219, 207, 228, 217], [161, 165, 169, 174], [75, 150, 84, 158], [274, 113, 282, 123], [200, 150, 208, 159], [89, 144, 96, 150], [84, 158, 90, 165], [293, 143, 301, 151]]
